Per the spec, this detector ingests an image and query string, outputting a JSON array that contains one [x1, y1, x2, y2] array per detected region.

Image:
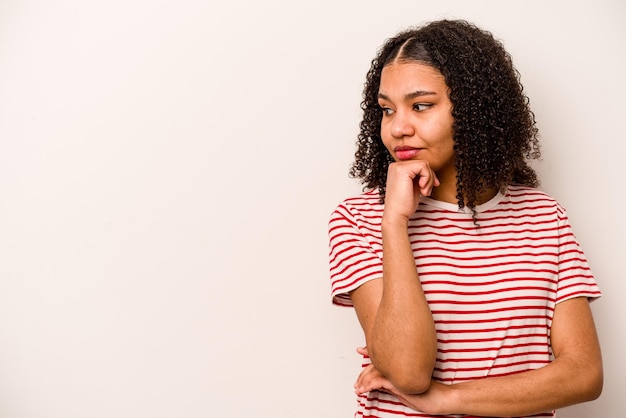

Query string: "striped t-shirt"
[[328, 185, 601, 418]]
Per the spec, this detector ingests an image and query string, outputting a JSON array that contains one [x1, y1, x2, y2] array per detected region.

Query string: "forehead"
[[379, 62, 448, 95]]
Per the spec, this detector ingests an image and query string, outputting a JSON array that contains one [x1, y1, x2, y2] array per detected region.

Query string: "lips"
[[394, 146, 421, 160]]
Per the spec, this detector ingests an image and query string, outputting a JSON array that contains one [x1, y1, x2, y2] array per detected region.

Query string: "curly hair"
[[349, 19, 541, 212]]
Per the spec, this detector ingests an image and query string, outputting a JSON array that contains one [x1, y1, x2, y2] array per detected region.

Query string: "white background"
[[0, 1, 624, 417]]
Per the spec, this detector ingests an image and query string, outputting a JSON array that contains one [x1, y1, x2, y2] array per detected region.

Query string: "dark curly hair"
[[349, 19, 541, 212]]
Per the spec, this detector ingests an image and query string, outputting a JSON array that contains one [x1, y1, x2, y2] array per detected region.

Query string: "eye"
[[413, 103, 432, 111], [379, 106, 395, 116]]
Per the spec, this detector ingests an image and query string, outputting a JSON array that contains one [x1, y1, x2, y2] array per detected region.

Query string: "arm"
[[350, 161, 439, 394], [445, 296, 603, 415], [356, 296, 603, 416]]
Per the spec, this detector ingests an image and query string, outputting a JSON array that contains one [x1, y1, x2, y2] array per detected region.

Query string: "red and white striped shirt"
[[328, 185, 601, 418]]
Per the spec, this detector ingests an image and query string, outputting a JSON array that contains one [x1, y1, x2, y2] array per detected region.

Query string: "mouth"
[[394, 146, 421, 161]]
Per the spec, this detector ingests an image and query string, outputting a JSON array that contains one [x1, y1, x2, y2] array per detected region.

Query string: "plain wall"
[[0, 1, 624, 417]]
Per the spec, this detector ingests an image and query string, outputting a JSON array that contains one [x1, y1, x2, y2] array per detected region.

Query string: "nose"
[[390, 110, 415, 138]]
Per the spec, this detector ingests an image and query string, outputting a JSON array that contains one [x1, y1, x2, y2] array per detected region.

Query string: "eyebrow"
[[378, 90, 437, 101]]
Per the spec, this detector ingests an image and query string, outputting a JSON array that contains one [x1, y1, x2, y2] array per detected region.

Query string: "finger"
[[355, 369, 386, 395], [355, 374, 381, 394], [356, 346, 369, 357], [354, 364, 375, 390], [417, 170, 439, 196]]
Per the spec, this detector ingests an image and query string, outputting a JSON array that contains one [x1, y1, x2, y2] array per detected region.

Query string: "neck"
[[475, 186, 498, 205], [429, 180, 498, 207], [429, 182, 458, 204]]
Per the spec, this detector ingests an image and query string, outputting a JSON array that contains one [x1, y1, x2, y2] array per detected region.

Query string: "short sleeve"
[[555, 203, 602, 303], [328, 203, 383, 307]]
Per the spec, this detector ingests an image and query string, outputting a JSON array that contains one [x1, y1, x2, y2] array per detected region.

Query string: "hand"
[[354, 347, 396, 395], [354, 346, 449, 414], [353, 347, 415, 409], [384, 160, 440, 221]]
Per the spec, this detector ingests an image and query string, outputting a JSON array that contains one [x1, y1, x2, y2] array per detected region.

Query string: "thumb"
[[356, 346, 370, 357]]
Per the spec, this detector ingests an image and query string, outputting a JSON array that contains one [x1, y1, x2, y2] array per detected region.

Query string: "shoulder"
[[328, 189, 383, 236], [330, 189, 383, 218], [506, 184, 556, 201], [503, 185, 569, 220], [505, 185, 562, 207]]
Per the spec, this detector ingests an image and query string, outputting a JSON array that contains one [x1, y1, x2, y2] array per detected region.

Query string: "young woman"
[[328, 19, 602, 417]]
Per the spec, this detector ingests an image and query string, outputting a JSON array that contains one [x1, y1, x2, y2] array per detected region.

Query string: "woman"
[[328, 19, 602, 417]]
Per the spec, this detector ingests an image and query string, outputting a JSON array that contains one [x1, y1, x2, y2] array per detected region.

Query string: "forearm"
[[441, 297, 603, 416], [380, 352, 603, 417], [442, 354, 602, 416], [368, 216, 437, 393]]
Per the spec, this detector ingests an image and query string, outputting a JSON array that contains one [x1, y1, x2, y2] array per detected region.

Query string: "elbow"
[[582, 365, 603, 401], [391, 372, 432, 394], [368, 341, 437, 394], [370, 344, 436, 395], [368, 358, 434, 394], [570, 359, 603, 402], [370, 350, 435, 394]]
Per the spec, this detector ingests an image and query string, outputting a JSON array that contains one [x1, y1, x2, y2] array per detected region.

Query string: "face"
[[378, 62, 456, 180]]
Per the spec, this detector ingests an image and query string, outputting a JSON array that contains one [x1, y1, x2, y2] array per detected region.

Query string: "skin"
[[355, 298, 603, 416], [349, 62, 456, 393], [350, 61, 603, 415], [378, 62, 457, 203]]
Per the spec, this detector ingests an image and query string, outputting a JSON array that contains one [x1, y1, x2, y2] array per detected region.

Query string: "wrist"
[[439, 383, 460, 415], [381, 213, 410, 230]]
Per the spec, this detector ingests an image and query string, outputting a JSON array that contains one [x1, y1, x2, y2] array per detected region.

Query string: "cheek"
[[431, 114, 454, 145], [421, 122, 453, 147], [437, 135, 455, 157], [423, 124, 455, 162], [380, 123, 393, 150]]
